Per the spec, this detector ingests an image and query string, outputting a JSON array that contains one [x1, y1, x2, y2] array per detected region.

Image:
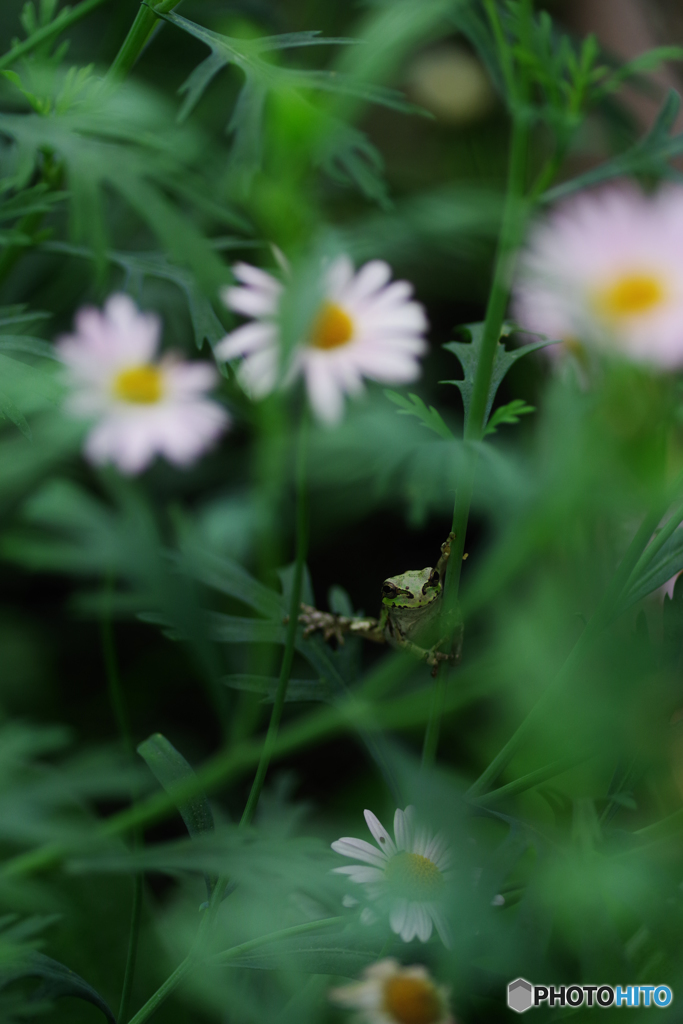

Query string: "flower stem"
[[240, 413, 309, 827], [118, 875, 143, 1023], [0, 0, 111, 72], [125, 917, 343, 1024], [107, 0, 183, 83], [101, 577, 143, 1024], [422, 96, 530, 767]]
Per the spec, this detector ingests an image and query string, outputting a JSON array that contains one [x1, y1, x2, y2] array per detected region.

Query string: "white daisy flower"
[[57, 294, 229, 474], [513, 183, 683, 368], [329, 958, 453, 1024], [214, 257, 428, 424], [332, 807, 452, 946]]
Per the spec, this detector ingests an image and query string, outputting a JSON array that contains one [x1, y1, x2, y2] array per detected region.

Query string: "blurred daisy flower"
[[329, 959, 453, 1024], [58, 294, 229, 474], [513, 184, 683, 368], [332, 807, 452, 946], [215, 257, 428, 424]]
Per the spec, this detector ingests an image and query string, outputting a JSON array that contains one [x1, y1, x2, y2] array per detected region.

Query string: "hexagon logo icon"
[[508, 978, 533, 1013]]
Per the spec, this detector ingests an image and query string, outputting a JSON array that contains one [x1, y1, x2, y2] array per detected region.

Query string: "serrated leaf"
[[223, 674, 333, 703], [543, 90, 683, 205], [0, 77, 232, 290], [138, 732, 216, 898], [0, 951, 116, 1023], [384, 390, 453, 440], [484, 398, 536, 436], [442, 322, 556, 426], [43, 241, 228, 349]]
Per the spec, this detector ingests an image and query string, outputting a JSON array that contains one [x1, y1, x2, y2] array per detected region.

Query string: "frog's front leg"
[[296, 604, 385, 645]]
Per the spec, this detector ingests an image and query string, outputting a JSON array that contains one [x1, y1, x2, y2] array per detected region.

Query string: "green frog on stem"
[[297, 532, 463, 675]]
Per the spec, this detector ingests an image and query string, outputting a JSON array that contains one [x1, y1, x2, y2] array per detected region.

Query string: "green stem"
[[125, 917, 343, 1024], [1, 647, 465, 882], [126, 952, 193, 1024], [0, 0, 111, 71], [101, 577, 143, 1024], [107, 0, 183, 82], [467, 500, 666, 798], [118, 874, 142, 1023], [422, 92, 530, 767], [240, 414, 309, 827], [211, 916, 344, 966], [471, 751, 590, 807]]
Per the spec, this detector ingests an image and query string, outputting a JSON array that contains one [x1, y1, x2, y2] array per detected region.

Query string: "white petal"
[[393, 809, 408, 851], [304, 358, 345, 424], [343, 260, 392, 305], [232, 262, 282, 294], [331, 837, 387, 867], [352, 348, 423, 384], [389, 898, 409, 935], [214, 322, 277, 360], [164, 360, 217, 397], [326, 255, 355, 299], [399, 905, 419, 943], [363, 810, 397, 856], [414, 903, 433, 942], [237, 348, 279, 398], [428, 904, 453, 949], [332, 865, 385, 883], [222, 285, 278, 319]]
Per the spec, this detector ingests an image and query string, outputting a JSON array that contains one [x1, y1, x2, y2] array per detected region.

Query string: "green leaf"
[[543, 90, 683, 205], [42, 242, 228, 349], [483, 399, 536, 436], [223, 674, 333, 703], [442, 322, 556, 426], [177, 540, 284, 619], [384, 390, 453, 440], [225, 929, 383, 975], [0, 76, 235, 290], [0, 951, 116, 1023], [620, 528, 683, 611], [159, 10, 417, 122], [208, 613, 288, 645], [137, 732, 216, 898]]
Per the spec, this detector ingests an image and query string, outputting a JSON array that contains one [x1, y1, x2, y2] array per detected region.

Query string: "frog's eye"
[[423, 569, 440, 592], [382, 582, 398, 598]]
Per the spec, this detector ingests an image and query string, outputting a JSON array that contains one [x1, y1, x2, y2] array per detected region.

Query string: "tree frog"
[[298, 532, 461, 673]]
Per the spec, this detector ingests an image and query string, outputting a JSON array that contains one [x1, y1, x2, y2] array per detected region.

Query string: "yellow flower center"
[[595, 273, 665, 320], [384, 851, 443, 901], [113, 365, 164, 404], [383, 976, 443, 1024], [309, 302, 354, 350]]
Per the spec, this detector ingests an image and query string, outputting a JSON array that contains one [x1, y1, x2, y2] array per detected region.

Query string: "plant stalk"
[[240, 413, 309, 826], [107, 0, 183, 82], [101, 577, 143, 1024], [422, 94, 530, 766]]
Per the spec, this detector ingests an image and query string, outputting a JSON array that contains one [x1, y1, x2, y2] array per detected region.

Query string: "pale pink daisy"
[[513, 184, 683, 367], [329, 958, 453, 1024], [332, 807, 452, 946], [214, 257, 428, 424], [57, 294, 229, 474]]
